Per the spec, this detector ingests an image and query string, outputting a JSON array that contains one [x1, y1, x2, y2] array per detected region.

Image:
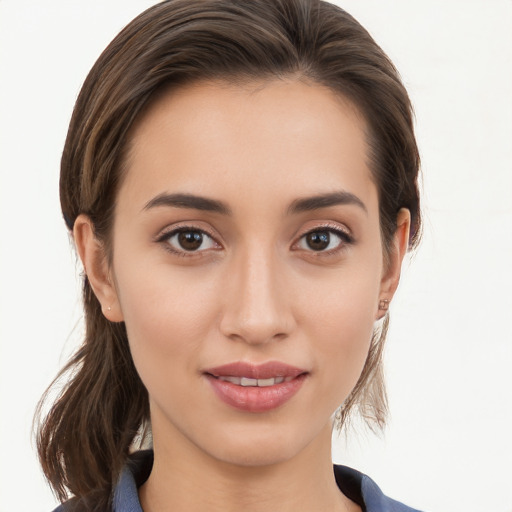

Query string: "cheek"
[[113, 258, 223, 365], [317, 309, 375, 414], [312, 289, 375, 360], [297, 262, 381, 389]]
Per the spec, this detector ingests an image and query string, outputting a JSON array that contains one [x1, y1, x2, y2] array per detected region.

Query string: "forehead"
[[120, 79, 377, 216]]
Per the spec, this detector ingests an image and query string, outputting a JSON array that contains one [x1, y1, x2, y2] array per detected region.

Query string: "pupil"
[[306, 231, 329, 251], [178, 231, 203, 251]]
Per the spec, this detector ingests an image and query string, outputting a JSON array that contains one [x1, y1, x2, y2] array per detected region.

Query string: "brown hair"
[[36, 0, 421, 509]]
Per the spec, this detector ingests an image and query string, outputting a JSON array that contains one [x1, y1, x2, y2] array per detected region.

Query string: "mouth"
[[214, 375, 294, 387], [203, 361, 308, 413]]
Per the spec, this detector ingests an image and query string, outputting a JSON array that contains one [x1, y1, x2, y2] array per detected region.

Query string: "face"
[[92, 79, 402, 467]]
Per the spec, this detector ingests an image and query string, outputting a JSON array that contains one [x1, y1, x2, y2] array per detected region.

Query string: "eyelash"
[[294, 224, 354, 255], [155, 223, 354, 257], [155, 226, 220, 257]]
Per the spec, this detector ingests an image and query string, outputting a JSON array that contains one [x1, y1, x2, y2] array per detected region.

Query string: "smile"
[[216, 376, 292, 387], [204, 361, 308, 412]]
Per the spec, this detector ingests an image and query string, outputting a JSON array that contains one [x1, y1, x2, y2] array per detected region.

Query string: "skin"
[[75, 79, 410, 512]]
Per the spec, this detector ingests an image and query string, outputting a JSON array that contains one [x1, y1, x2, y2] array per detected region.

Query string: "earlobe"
[[73, 214, 123, 322], [377, 208, 411, 319]]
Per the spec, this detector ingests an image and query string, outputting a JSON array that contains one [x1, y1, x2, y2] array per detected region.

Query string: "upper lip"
[[204, 361, 308, 379]]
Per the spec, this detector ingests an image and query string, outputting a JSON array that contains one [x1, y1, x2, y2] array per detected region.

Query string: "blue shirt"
[[54, 450, 423, 511]]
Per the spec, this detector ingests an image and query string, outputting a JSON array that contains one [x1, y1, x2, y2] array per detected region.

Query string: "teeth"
[[256, 378, 275, 387], [218, 376, 242, 385], [217, 376, 290, 387]]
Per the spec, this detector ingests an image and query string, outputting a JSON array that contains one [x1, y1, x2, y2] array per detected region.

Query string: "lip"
[[203, 361, 308, 413]]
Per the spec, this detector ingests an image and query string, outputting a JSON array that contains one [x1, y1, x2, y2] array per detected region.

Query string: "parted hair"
[[36, 0, 421, 510]]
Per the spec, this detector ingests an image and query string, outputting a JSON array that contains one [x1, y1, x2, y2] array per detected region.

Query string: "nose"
[[219, 247, 295, 345]]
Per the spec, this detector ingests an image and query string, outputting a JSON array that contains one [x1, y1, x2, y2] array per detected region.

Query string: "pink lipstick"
[[203, 361, 308, 413]]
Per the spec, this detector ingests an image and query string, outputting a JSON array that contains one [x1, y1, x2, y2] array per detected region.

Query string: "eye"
[[296, 227, 352, 253], [159, 228, 219, 254]]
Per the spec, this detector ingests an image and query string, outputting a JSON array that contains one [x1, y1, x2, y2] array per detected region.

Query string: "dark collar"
[[112, 450, 422, 512]]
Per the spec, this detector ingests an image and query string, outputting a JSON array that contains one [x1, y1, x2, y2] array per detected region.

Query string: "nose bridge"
[[220, 241, 293, 344]]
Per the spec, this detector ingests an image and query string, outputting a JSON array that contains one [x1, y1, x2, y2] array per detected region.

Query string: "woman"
[[36, 0, 422, 510]]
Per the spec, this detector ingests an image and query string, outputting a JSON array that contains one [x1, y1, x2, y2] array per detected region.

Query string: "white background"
[[0, 1, 511, 511]]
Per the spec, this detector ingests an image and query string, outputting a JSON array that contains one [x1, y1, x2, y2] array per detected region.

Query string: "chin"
[[214, 443, 298, 468], [201, 420, 325, 469]]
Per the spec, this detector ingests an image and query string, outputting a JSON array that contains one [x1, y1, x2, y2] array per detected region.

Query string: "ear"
[[377, 208, 411, 319], [73, 214, 124, 322]]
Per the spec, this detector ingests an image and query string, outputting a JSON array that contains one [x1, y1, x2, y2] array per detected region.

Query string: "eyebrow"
[[142, 190, 367, 216], [287, 191, 367, 215], [143, 192, 232, 215]]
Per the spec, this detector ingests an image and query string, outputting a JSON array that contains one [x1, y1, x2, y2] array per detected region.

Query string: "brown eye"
[[177, 231, 203, 251], [296, 227, 352, 253], [161, 228, 218, 254], [305, 231, 330, 251]]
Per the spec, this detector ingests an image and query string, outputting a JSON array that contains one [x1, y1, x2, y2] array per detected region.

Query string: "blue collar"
[[111, 450, 422, 512]]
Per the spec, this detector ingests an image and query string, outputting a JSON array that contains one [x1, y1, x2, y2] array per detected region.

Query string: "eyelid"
[[297, 221, 353, 240], [153, 221, 353, 256], [153, 221, 221, 241], [154, 222, 223, 254], [292, 222, 354, 252]]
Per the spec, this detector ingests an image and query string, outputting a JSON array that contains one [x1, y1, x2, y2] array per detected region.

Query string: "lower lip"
[[205, 374, 307, 413]]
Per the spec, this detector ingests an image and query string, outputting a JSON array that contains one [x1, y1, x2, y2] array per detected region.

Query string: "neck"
[[139, 421, 359, 512]]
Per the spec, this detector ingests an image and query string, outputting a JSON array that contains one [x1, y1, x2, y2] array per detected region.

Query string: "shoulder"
[[49, 451, 153, 512], [50, 501, 79, 512], [50, 497, 102, 512], [52, 456, 423, 512], [51, 500, 76, 512], [334, 465, 424, 512]]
